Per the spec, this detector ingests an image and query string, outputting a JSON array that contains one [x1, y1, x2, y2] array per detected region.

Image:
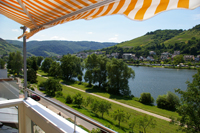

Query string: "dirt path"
[[37, 74, 171, 122]]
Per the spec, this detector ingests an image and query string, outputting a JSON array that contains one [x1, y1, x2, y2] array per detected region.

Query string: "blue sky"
[[0, 7, 200, 43]]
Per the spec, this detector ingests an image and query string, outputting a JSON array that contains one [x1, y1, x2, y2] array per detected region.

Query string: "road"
[[17, 78, 98, 131]]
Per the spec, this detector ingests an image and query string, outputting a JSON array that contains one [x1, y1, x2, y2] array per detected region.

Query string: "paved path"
[[37, 74, 171, 122]]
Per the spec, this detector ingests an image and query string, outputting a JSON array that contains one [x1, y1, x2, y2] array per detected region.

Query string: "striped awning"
[[1, 0, 200, 39]]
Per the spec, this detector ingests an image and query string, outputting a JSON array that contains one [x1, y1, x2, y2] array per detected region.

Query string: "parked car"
[[39, 87, 46, 91], [30, 94, 40, 101]]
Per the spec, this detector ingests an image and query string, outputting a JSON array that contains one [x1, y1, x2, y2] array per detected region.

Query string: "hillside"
[[164, 24, 200, 45], [6, 40, 117, 56], [117, 24, 200, 48], [0, 38, 22, 55]]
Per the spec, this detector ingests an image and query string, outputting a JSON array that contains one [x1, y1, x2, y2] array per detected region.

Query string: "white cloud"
[[193, 14, 200, 20], [108, 34, 120, 42], [87, 32, 93, 34], [109, 37, 118, 42], [12, 29, 20, 32], [51, 36, 66, 40]]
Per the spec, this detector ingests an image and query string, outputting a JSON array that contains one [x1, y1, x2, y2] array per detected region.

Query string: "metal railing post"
[[74, 115, 76, 133], [21, 26, 27, 99]]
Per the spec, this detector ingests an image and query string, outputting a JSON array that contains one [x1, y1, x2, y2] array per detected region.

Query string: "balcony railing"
[[0, 86, 116, 133]]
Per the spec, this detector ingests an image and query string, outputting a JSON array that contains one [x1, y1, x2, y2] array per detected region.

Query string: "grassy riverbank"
[[127, 63, 197, 70], [37, 70, 180, 119], [36, 75, 182, 133]]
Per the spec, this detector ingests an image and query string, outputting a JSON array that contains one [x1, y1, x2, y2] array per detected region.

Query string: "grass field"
[[36, 73, 182, 133]]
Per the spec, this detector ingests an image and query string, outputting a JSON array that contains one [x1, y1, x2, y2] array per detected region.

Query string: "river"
[[128, 66, 197, 101], [80, 66, 197, 102]]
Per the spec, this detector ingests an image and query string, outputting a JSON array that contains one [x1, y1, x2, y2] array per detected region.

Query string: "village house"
[[77, 52, 88, 58], [184, 55, 195, 61], [195, 55, 200, 62], [94, 51, 103, 55], [147, 56, 155, 61], [122, 53, 133, 60], [149, 51, 156, 55], [106, 54, 112, 58], [139, 56, 144, 61], [132, 56, 138, 60], [160, 52, 171, 60], [111, 53, 119, 58], [174, 51, 180, 55]]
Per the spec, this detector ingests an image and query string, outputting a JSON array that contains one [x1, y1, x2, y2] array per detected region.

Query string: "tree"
[[173, 55, 184, 65], [156, 91, 180, 111], [90, 100, 99, 113], [77, 74, 82, 83], [98, 101, 111, 118], [96, 55, 108, 88], [7, 52, 15, 69], [73, 93, 83, 108], [41, 58, 53, 73], [7, 52, 22, 75], [37, 56, 43, 66], [107, 58, 135, 96], [31, 57, 38, 71], [44, 78, 62, 97], [27, 68, 37, 83], [139, 93, 154, 105], [84, 70, 93, 86], [112, 109, 129, 127], [175, 68, 200, 132], [84, 54, 108, 88], [137, 115, 156, 133], [84, 96, 94, 107], [0, 59, 5, 69], [129, 118, 137, 133], [49, 61, 62, 77], [14, 51, 23, 75], [60, 54, 82, 80], [84, 54, 98, 86]]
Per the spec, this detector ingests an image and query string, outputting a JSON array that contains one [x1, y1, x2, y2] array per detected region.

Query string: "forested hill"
[[5, 40, 117, 57], [101, 24, 200, 57], [117, 24, 200, 48], [0, 38, 22, 55]]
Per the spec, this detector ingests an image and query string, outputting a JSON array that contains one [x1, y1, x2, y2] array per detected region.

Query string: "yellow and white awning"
[[1, 0, 200, 39]]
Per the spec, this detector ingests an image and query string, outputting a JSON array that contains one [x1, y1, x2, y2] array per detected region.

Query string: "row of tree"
[[84, 54, 135, 96], [62, 92, 156, 133], [41, 54, 135, 96]]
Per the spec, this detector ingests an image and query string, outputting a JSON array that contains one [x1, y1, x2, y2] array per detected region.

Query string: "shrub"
[[39, 81, 46, 87], [90, 128, 101, 133], [30, 87, 35, 91], [55, 91, 63, 98], [66, 94, 73, 104], [73, 93, 83, 107], [156, 91, 180, 111], [139, 93, 154, 105]]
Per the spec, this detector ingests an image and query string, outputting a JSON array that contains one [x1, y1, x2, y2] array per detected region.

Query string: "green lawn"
[[36, 75, 182, 133]]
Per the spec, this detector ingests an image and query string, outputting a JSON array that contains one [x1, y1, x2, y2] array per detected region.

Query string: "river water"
[[128, 66, 197, 101], [80, 66, 197, 101]]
